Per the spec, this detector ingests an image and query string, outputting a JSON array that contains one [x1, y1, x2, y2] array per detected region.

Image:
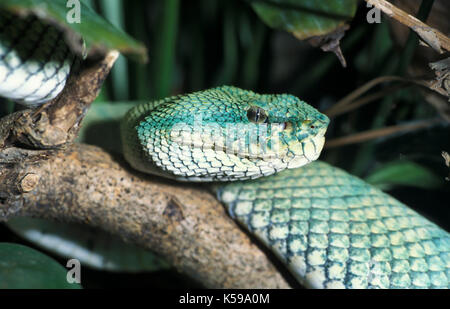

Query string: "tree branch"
[[0, 144, 291, 288]]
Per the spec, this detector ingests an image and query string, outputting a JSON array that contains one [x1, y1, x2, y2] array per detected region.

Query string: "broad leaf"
[[250, 0, 358, 39], [365, 160, 444, 190], [0, 242, 81, 289]]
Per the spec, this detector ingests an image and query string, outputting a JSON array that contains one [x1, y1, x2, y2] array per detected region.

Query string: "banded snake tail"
[[1, 9, 449, 289]]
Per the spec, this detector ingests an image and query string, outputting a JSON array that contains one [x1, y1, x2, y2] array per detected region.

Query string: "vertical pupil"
[[247, 106, 267, 123], [255, 108, 260, 122]]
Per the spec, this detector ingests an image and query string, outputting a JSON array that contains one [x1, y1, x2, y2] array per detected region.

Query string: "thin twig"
[[327, 83, 409, 118], [325, 118, 441, 149], [325, 75, 448, 118], [365, 0, 450, 53], [325, 76, 407, 117], [331, 76, 405, 113]]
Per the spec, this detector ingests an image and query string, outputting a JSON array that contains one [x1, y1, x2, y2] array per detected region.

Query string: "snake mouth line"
[[167, 119, 327, 163]]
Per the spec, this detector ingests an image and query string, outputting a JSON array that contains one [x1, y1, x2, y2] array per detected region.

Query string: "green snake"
[[1, 9, 449, 289]]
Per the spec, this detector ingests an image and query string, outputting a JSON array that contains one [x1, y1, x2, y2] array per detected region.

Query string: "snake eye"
[[247, 106, 268, 124]]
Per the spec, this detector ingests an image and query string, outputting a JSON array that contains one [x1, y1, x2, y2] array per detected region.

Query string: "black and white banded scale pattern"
[[0, 9, 75, 106]]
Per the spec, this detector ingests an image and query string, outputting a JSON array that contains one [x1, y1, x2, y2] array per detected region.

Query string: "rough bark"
[[0, 144, 291, 288]]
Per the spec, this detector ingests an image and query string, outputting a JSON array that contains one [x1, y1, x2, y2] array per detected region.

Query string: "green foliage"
[[0, 243, 81, 289], [97, 0, 129, 101], [7, 218, 170, 272], [152, 0, 180, 99], [365, 160, 444, 191], [250, 0, 358, 39]]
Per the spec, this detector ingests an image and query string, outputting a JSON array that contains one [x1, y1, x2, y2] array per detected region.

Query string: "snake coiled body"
[[120, 86, 450, 289], [1, 10, 449, 289], [0, 10, 75, 106], [218, 162, 449, 288]]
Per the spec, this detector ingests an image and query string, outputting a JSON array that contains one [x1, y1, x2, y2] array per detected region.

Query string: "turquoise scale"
[[217, 161, 450, 288]]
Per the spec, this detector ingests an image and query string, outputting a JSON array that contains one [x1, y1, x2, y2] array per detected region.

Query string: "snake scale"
[[1, 9, 449, 289]]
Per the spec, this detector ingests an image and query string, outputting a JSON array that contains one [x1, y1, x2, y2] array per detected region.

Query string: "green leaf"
[[7, 218, 170, 273], [0, 243, 81, 289], [250, 0, 358, 39], [365, 160, 444, 191], [0, 0, 147, 62]]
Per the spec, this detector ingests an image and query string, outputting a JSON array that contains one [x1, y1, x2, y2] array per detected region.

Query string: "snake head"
[[134, 86, 329, 181]]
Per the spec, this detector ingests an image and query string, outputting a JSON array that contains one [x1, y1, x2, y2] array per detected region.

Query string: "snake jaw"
[[281, 113, 329, 169]]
